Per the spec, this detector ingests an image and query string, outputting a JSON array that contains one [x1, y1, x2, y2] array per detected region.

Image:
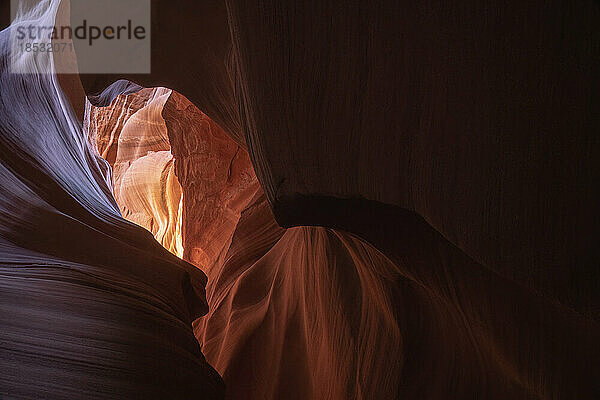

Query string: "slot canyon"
[[0, 1, 598, 399]]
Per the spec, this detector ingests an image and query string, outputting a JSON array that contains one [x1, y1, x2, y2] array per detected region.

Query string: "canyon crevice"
[[0, 1, 598, 399]]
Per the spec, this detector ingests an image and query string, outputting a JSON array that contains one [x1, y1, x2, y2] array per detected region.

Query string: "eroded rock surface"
[[163, 92, 259, 269], [13, 1, 596, 398], [0, 6, 223, 398], [197, 193, 403, 399], [87, 88, 184, 256], [90, 88, 407, 399], [88, 81, 598, 399]]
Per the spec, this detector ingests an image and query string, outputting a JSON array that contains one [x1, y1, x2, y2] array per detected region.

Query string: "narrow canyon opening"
[[85, 86, 405, 399], [1, 1, 597, 399]]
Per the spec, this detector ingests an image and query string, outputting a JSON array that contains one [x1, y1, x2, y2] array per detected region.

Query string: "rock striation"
[[87, 88, 184, 257], [91, 88, 406, 399], [2, 0, 598, 399], [0, 5, 223, 398], [163, 91, 259, 269]]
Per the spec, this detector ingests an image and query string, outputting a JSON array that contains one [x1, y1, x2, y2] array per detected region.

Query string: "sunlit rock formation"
[[85, 87, 154, 165], [163, 92, 259, 269], [197, 193, 403, 399], [0, 3, 222, 398], [86, 54, 599, 399], [87, 88, 184, 257], [87, 88, 259, 267], [2, 0, 598, 399], [90, 88, 405, 399]]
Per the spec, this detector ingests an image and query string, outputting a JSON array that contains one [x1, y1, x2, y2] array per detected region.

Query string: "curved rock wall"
[[90, 88, 408, 399], [85, 73, 598, 398], [197, 193, 403, 399], [2, 0, 598, 399], [163, 91, 259, 269], [0, 4, 223, 398], [87, 88, 184, 257]]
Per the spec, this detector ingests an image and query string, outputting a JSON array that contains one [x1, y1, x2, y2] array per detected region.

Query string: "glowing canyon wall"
[[1, 0, 598, 399], [85, 77, 598, 399], [86, 88, 405, 398], [0, 4, 223, 398], [87, 87, 184, 257]]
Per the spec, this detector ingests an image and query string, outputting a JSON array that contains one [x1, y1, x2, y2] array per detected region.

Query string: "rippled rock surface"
[[88, 88, 184, 257], [91, 89, 405, 399], [2, 0, 598, 399], [0, 4, 223, 399]]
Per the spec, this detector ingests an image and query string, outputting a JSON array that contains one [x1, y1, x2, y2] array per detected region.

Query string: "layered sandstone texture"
[[2, 0, 598, 399], [89, 90, 406, 399], [87, 88, 184, 257], [0, 7, 223, 397]]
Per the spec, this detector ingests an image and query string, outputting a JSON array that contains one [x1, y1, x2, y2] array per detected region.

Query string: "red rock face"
[[76, 4, 599, 397], [3, 1, 598, 399], [86, 88, 155, 165], [163, 92, 259, 270], [85, 79, 599, 399], [87, 88, 184, 257], [196, 193, 403, 399], [89, 88, 408, 399], [160, 98, 406, 398], [0, 22, 223, 397], [87, 89, 258, 268]]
